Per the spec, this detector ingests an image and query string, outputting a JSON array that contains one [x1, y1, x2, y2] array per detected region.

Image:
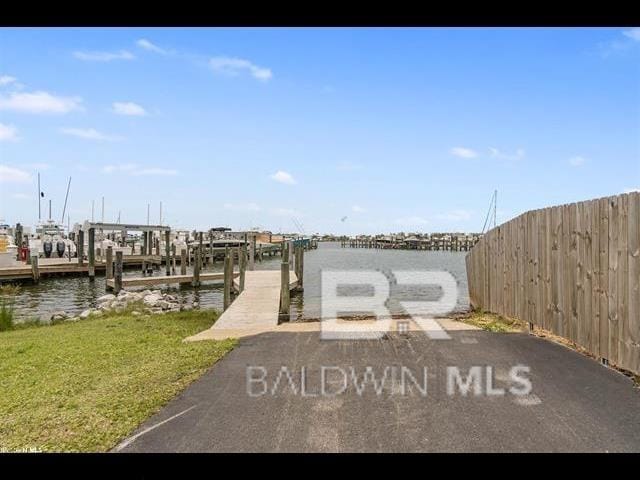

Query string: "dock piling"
[[192, 246, 201, 287], [106, 246, 113, 282], [279, 244, 290, 323], [171, 244, 176, 275], [77, 230, 84, 265], [114, 251, 123, 294], [249, 234, 255, 271], [296, 245, 304, 291], [165, 230, 170, 276], [31, 254, 39, 283], [223, 247, 231, 310], [239, 243, 247, 293], [180, 249, 187, 275], [88, 228, 95, 280]]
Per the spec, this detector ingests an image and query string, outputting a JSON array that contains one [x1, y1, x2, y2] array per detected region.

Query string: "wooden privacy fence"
[[466, 192, 639, 375]]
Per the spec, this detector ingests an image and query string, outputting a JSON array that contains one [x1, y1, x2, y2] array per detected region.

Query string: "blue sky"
[[1, 27, 639, 234]]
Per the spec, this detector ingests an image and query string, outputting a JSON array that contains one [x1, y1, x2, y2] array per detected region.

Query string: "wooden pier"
[[186, 269, 298, 341], [187, 241, 303, 341]]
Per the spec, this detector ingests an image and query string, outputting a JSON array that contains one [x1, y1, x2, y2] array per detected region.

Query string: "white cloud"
[[489, 147, 525, 161], [352, 205, 366, 213], [223, 202, 262, 212], [435, 209, 473, 221], [0, 123, 19, 142], [136, 39, 168, 55], [0, 75, 17, 86], [0, 165, 31, 183], [60, 128, 123, 142], [568, 156, 586, 167], [112, 102, 147, 116], [450, 147, 478, 159], [11, 193, 30, 200], [270, 170, 296, 185], [209, 57, 272, 81], [395, 216, 429, 227], [336, 161, 363, 171], [0, 91, 83, 114], [131, 168, 177, 176], [622, 28, 640, 42], [622, 187, 639, 194], [102, 164, 138, 174], [598, 28, 640, 57], [73, 50, 135, 62]]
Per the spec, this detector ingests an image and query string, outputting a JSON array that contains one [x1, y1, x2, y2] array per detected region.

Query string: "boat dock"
[[0, 255, 161, 282], [340, 232, 482, 251]]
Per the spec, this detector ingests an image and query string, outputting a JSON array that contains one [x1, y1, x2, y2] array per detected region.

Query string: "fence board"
[[465, 193, 639, 375]]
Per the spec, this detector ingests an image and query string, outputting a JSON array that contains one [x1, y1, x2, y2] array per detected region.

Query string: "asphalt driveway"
[[116, 327, 640, 452]]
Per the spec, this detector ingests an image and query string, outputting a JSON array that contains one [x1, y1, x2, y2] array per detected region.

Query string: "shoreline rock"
[[58, 289, 196, 322]]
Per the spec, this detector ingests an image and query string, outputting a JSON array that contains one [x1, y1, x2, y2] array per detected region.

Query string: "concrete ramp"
[[187, 270, 297, 342]]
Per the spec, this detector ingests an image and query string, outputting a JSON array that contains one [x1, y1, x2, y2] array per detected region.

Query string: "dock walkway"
[[105, 272, 238, 289], [187, 270, 297, 341]]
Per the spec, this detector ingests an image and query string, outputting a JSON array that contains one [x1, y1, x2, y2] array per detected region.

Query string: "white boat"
[[0, 222, 19, 267], [27, 219, 76, 258]]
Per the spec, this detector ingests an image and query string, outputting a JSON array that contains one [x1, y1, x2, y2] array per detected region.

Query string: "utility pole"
[[147, 203, 150, 225]]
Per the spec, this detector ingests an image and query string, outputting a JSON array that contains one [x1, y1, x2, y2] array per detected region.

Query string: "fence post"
[[114, 251, 123, 294], [181, 248, 187, 275]]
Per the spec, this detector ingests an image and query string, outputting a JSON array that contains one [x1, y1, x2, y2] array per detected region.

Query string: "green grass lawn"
[[0, 310, 235, 452]]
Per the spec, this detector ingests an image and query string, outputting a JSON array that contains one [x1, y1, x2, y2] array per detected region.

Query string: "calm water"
[[7, 242, 470, 322]]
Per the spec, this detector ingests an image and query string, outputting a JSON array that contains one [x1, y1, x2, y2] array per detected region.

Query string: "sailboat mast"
[[38, 172, 41, 221], [494, 189, 497, 229], [61, 176, 71, 225]]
